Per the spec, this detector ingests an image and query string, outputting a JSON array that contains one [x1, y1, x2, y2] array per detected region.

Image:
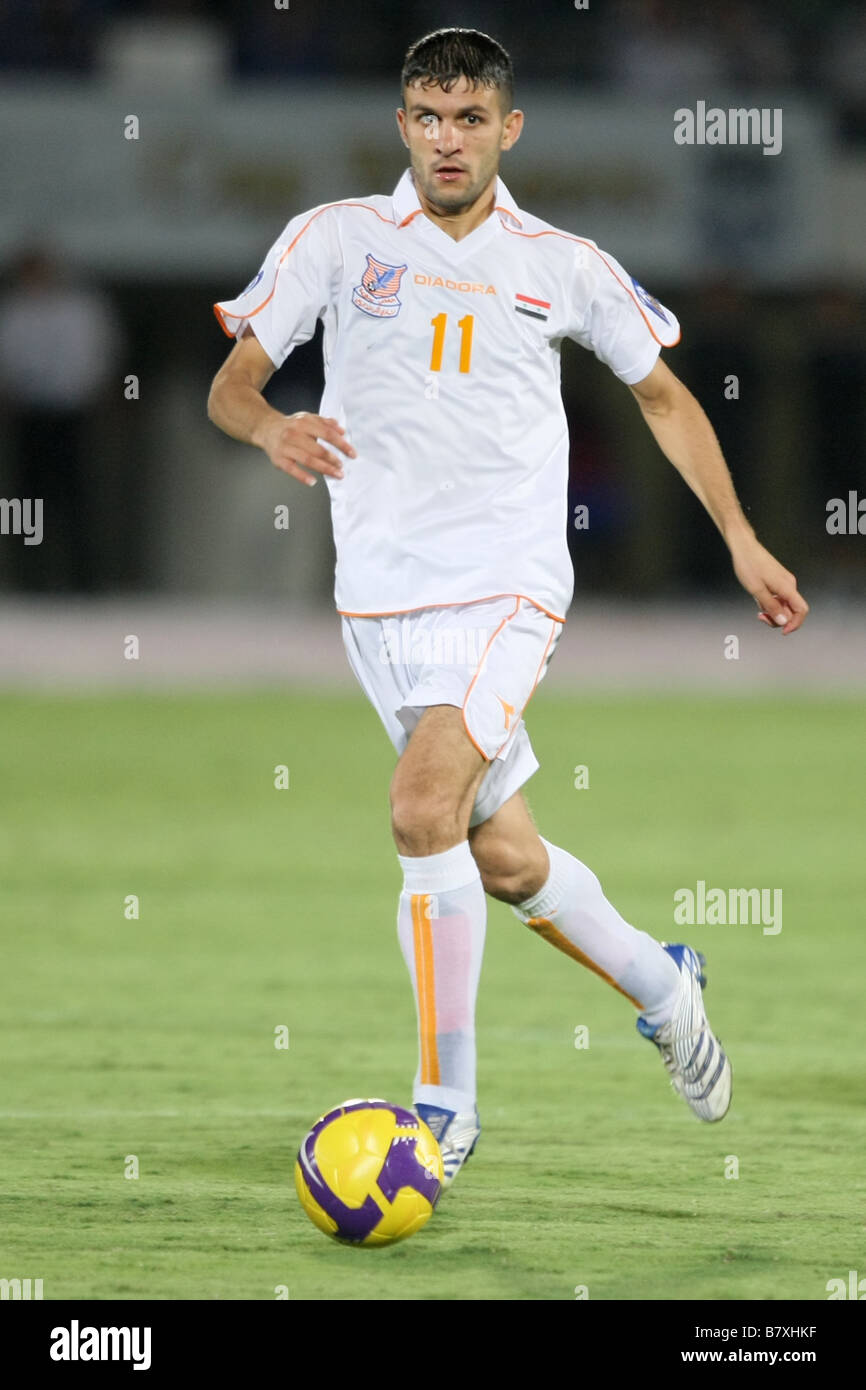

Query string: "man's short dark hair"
[[401, 28, 514, 113]]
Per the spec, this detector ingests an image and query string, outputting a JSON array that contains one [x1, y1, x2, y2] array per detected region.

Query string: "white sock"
[[396, 841, 486, 1114], [512, 838, 680, 1022]]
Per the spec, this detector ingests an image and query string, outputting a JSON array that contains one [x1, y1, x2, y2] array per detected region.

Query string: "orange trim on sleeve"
[[213, 303, 233, 339], [212, 200, 398, 338], [526, 917, 646, 1009], [501, 223, 681, 350]]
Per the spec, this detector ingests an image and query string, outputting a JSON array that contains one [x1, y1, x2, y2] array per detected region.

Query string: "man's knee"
[[389, 706, 487, 857], [472, 829, 548, 904], [390, 780, 466, 855]]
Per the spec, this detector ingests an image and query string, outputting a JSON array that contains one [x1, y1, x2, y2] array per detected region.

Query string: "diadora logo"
[[352, 254, 407, 318], [414, 274, 497, 295]]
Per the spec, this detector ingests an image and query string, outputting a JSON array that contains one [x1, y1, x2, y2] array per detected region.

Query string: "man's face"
[[397, 78, 522, 215]]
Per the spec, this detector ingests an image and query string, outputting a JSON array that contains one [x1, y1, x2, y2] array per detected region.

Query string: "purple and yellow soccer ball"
[[294, 1099, 444, 1246]]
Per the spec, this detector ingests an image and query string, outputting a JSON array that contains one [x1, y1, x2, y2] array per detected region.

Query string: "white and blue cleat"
[[637, 944, 732, 1123], [414, 1103, 481, 1189]]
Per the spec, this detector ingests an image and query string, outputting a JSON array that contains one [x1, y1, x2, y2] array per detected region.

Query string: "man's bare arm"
[[629, 357, 809, 635], [207, 327, 355, 486]]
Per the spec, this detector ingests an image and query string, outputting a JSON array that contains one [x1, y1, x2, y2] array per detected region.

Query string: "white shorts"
[[340, 595, 562, 828]]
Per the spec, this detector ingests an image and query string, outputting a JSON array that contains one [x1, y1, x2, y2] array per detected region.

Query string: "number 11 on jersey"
[[429, 313, 474, 374]]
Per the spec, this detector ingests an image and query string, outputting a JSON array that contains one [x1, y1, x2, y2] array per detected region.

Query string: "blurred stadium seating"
[[0, 0, 863, 623]]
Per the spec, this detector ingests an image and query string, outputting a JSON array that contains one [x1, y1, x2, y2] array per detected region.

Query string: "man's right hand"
[[207, 329, 357, 486], [254, 411, 357, 487]]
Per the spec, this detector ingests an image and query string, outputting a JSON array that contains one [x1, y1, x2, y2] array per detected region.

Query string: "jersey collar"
[[392, 168, 523, 231]]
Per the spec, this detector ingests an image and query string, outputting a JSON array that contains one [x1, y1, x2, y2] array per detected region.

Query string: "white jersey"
[[215, 169, 680, 620]]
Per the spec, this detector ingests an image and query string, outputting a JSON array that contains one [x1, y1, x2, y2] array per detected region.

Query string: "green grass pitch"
[[1, 689, 864, 1301]]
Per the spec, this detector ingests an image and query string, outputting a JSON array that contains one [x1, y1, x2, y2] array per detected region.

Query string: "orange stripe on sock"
[[411, 894, 440, 1085], [526, 917, 645, 1010], [411, 895, 427, 1081]]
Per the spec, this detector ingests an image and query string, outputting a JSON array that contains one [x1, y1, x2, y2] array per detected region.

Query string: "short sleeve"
[[567, 239, 681, 385], [213, 204, 341, 369]]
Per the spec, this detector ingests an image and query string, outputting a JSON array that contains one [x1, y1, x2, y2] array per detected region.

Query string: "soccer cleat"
[[414, 1103, 481, 1188], [636, 944, 732, 1122]]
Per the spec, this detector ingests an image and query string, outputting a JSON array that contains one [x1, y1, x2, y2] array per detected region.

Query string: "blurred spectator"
[[98, 0, 229, 88], [604, 0, 727, 101], [714, 1, 796, 89], [0, 249, 121, 592], [821, 7, 866, 144], [803, 285, 866, 508], [233, 1, 340, 80], [0, 0, 99, 73], [0, 0, 847, 101], [801, 284, 866, 592], [565, 403, 631, 595]]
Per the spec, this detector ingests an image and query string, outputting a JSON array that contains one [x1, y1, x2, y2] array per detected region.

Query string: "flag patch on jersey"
[[514, 292, 551, 322], [352, 254, 408, 319]]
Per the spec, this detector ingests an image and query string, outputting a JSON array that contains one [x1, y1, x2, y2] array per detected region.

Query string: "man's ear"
[[501, 109, 524, 152]]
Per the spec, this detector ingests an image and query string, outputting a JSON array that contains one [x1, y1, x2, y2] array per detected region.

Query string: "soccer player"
[[208, 29, 809, 1185]]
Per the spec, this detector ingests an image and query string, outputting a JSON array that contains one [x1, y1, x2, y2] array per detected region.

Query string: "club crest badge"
[[352, 254, 408, 318], [630, 276, 670, 324]]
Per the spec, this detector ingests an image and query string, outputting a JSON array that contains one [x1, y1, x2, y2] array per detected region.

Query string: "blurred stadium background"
[[2, 0, 866, 1306], [0, 0, 864, 686]]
